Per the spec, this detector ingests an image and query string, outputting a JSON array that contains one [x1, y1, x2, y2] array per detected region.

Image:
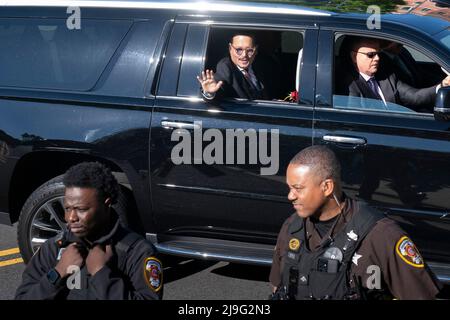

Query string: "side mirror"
[[434, 86, 450, 121]]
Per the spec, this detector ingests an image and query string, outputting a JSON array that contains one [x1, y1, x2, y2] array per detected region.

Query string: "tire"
[[17, 174, 129, 263]]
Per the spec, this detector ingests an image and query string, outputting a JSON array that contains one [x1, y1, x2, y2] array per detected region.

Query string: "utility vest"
[[281, 203, 384, 300]]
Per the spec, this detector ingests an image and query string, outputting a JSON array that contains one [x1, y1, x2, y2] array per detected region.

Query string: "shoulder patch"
[[395, 236, 424, 268], [143, 257, 163, 292]]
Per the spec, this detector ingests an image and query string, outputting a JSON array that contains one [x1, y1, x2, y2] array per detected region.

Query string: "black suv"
[[0, 1, 449, 284]]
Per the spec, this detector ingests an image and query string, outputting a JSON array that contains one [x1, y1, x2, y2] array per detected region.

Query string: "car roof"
[[3, 0, 449, 37], [2, 0, 333, 16], [335, 12, 450, 36]]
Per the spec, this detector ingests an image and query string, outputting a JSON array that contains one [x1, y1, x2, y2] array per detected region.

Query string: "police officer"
[[15, 162, 163, 300], [269, 146, 441, 300]]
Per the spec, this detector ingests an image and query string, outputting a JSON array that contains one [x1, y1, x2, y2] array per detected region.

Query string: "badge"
[[143, 257, 163, 292], [299, 274, 309, 286], [395, 236, 424, 268], [347, 230, 358, 241], [352, 253, 362, 266], [288, 238, 301, 251]]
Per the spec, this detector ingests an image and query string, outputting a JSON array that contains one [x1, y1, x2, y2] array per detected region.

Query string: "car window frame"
[[316, 28, 447, 119], [174, 22, 318, 111]]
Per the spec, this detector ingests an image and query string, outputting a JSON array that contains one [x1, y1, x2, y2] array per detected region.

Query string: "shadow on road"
[[161, 255, 217, 284], [210, 263, 270, 282], [160, 255, 271, 284]]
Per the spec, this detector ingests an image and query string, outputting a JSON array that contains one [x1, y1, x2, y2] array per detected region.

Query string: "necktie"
[[242, 69, 250, 81], [242, 69, 254, 87], [367, 77, 382, 101], [242, 69, 262, 100], [242, 69, 260, 90]]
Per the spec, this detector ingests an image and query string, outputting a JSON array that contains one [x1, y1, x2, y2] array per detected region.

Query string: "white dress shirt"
[[359, 72, 387, 105]]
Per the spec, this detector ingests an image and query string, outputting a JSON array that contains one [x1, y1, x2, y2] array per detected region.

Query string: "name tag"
[[287, 252, 297, 260]]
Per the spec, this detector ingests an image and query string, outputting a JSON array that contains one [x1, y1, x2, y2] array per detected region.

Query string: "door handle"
[[322, 135, 366, 145], [440, 212, 450, 220], [161, 121, 201, 130]]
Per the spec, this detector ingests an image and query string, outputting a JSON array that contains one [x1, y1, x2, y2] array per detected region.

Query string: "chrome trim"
[[154, 243, 450, 281], [155, 243, 450, 282], [161, 120, 201, 130], [154, 242, 272, 266], [148, 233, 450, 283], [428, 262, 450, 284], [437, 275, 450, 284], [1, 0, 332, 16], [434, 107, 450, 113], [387, 207, 449, 219], [157, 95, 203, 102], [40, 147, 91, 153], [322, 135, 366, 145], [156, 95, 315, 113], [173, 19, 320, 30], [157, 183, 287, 203], [318, 105, 434, 119]]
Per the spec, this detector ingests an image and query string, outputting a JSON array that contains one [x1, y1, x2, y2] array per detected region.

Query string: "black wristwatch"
[[47, 268, 61, 285]]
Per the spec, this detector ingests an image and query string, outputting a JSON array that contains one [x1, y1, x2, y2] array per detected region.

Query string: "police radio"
[[317, 247, 343, 273]]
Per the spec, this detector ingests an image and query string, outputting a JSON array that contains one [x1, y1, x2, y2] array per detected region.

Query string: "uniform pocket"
[[308, 270, 348, 300]]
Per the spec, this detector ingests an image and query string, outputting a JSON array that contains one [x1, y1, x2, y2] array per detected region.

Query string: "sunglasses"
[[354, 51, 382, 59], [229, 43, 256, 57]]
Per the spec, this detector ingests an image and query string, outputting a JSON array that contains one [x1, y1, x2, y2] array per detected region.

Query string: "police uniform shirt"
[[269, 197, 442, 299]]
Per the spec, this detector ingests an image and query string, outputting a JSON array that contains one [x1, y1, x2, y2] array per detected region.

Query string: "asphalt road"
[[0, 223, 271, 300]]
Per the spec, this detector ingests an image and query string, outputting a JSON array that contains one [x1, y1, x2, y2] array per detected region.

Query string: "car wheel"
[[17, 174, 129, 263]]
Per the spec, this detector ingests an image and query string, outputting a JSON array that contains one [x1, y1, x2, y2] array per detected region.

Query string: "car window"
[[333, 95, 417, 114], [187, 27, 303, 103], [332, 34, 447, 115], [0, 18, 132, 91], [437, 33, 450, 50], [404, 45, 433, 63]]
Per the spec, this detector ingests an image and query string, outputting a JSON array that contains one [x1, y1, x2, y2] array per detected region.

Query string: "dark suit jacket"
[[381, 48, 445, 89], [212, 56, 274, 100], [380, 50, 415, 86], [340, 67, 436, 111]]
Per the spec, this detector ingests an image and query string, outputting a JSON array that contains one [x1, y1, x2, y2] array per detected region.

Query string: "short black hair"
[[289, 145, 341, 183], [63, 162, 119, 204], [229, 32, 257, 46]]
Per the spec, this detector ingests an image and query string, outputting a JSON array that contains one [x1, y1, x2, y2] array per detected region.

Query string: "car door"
[[150, 16, 319, 245], [313, 29, 450, 266]]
